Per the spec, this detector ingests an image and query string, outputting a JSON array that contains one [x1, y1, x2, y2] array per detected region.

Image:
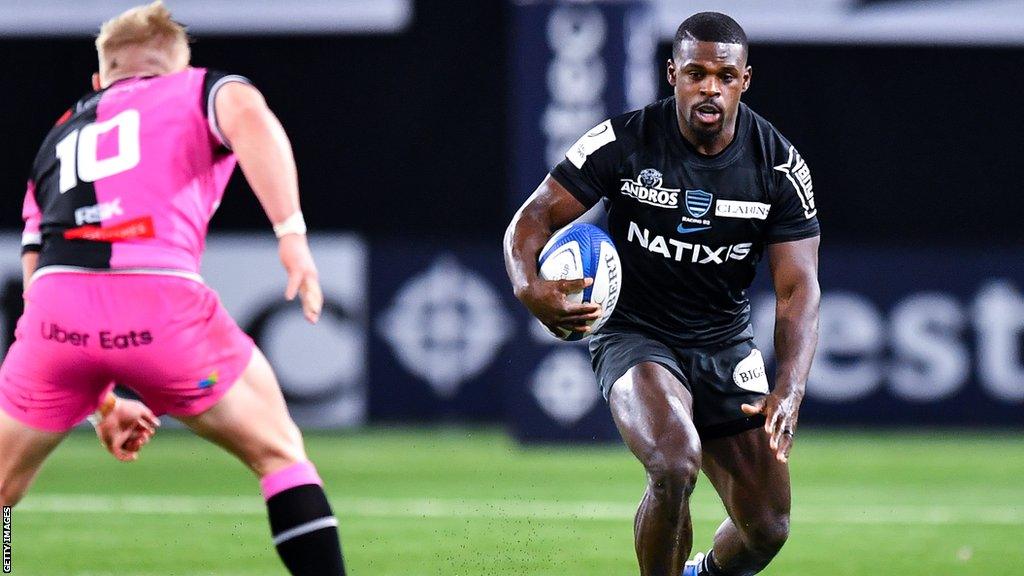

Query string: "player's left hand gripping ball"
[[279, 234, 323, 324]]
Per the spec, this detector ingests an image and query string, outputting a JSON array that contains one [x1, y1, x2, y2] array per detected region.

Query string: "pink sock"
[[260, 461, 323, 501]]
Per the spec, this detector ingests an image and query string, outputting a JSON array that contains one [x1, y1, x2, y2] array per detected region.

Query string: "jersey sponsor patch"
[[63, 216, 155, 242], [74, 198, 124, 225], [566, 120, 616, 169], [627, 221, 752, 264], [715, 200, 771, 220], [733, 348, 768, 394], [774, 146, 816, 219], [619, 168, 680, 208]]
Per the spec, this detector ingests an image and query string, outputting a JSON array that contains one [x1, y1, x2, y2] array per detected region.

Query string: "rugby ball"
[[537, 223, 622, 341]]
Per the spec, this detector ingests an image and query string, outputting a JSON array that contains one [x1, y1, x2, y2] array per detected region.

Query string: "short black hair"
[[673, 12, 748, 58]]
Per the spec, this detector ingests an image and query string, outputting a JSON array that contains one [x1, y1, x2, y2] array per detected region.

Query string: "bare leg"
[[178, 348, 344, 576], [177, 348, 306, 477], [0, 408, 65, 506], [701, 427, 791, 576], [609, 362, 702, 576]]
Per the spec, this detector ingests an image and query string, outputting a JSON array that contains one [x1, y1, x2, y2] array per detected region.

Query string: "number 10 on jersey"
[[55, 109, 141, 194]]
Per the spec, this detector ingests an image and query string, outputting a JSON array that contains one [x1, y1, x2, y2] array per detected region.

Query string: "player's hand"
[[517, 278, 603, 334], [742, 391, 802, 463], [95, 399, 160, 462], [279, 234, 322, 324]]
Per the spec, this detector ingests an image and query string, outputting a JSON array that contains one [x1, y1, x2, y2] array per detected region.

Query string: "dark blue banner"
[[509, 0, 656, 207], [368, 239, 517, 422]]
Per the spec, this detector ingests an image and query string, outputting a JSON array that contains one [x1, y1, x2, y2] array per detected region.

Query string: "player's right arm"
[[21, 179, 41, 292], [503, 176, 602, 334], [214, 81, 322, 324]]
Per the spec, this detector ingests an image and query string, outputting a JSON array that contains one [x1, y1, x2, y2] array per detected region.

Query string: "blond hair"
[[96, 1, 190, 81]]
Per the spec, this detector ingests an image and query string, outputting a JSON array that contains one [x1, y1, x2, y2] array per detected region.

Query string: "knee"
[[248, 420, 307, 477], [644, 445, 701, 503], [743, 511, 790, 558]]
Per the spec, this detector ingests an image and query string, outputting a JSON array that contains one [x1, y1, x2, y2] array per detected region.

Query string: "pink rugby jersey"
[[21, 68, 250, 276]]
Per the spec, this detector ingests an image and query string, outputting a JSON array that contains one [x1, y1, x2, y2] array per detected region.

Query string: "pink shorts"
[[0, 271, 255, 433]]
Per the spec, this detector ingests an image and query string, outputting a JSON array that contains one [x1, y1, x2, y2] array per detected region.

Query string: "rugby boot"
[[682, 552, 705, 576]]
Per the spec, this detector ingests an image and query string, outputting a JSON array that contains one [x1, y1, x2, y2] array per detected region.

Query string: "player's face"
[[668, 41, 751, 148]]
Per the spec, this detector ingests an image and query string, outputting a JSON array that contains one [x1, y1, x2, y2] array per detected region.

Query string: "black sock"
[[266, 484, 346, 576], [702, 549, 728, 576]]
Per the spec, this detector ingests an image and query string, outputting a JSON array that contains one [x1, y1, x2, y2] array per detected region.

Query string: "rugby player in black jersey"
[[504, 12, 820, 576]]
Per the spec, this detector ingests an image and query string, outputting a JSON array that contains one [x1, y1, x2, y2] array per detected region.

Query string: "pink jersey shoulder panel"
[[90, 68, 238, 273]]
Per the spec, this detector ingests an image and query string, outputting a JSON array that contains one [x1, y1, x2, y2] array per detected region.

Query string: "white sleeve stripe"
[[206, 75, 252, 150], [22, 232, 41, 246]]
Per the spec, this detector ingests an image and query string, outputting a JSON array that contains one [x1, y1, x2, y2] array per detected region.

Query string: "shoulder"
[[565, 98, 669, 169], [614, 97, 674, 146], [742, 104, 803, 167], [201, 68, 254, 104]]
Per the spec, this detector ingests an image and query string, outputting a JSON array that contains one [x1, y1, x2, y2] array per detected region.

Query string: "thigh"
[[177, 348, 306, 477], [609, 362, 700, 468], [700, 427, 791, 522], [591, 329, 688, 400], [689, 338, 768, 440]]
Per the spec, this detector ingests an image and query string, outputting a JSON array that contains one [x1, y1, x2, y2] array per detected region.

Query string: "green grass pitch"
[[9, 427, 1024, 575]]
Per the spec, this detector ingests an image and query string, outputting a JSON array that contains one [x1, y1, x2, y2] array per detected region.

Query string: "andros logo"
[[620, 168, 680, 208]]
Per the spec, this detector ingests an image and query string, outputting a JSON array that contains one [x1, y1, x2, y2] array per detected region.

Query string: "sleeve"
[[202, 69, 255, 150], [549, 119, 621, 208], [21, 179, 41, 254], [766, 142, 820, 244]]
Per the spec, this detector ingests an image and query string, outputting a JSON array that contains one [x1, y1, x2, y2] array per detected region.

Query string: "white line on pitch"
[[15, 494, 1024, 526]]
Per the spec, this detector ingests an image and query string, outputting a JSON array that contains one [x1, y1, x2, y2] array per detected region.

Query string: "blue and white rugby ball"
[[537, 223, 622, 341]]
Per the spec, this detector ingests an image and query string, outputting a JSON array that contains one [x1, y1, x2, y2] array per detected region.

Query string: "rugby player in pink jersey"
[[0, 2, 346, 574]]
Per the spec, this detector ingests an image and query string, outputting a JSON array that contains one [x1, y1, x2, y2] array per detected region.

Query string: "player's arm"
[[21, 252, 37, 292], [743, 236, 820, 462], [503, 176, 602, 334], [215, 81, 322, 324]]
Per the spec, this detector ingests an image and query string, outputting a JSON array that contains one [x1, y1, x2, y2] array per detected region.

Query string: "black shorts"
[[589, 327, 769, 440]]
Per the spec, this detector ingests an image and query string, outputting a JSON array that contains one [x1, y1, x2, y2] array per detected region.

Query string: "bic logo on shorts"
[[733, 349, 769, 394]]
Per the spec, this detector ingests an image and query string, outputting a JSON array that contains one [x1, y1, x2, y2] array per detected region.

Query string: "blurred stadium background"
[[0, 1, 1022, 574]]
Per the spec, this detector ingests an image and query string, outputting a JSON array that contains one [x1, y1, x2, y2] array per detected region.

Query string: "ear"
[[91, 72, 102, 91], [742, 65, 752, 92], [666, 58, 677, 87]]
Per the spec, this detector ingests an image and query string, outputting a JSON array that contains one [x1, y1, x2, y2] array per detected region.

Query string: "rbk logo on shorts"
[[620, 168, 680, 209]]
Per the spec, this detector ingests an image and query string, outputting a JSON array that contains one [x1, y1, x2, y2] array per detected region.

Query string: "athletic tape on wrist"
[[273, 211, 307, 238], [87, 395, 118, 427]]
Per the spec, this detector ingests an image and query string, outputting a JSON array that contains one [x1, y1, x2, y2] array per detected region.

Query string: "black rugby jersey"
[[551, 98, 819, 347]]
